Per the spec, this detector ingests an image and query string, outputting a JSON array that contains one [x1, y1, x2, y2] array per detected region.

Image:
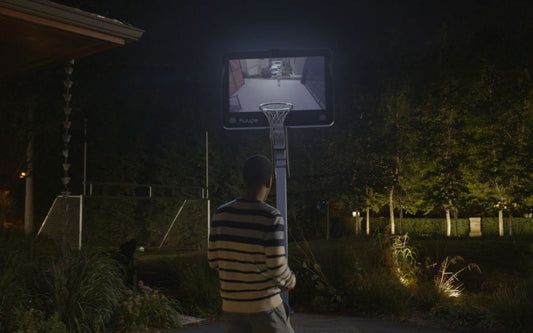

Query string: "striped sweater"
[[208, 198, 296, 313]]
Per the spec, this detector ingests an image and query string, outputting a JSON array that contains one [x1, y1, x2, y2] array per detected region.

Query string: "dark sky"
[[67, 0, 450, 124], [55, 0, 532, 144], [43, 0, 533, 114], [118, 0, 445, 83], [76, 0, 527, 96]]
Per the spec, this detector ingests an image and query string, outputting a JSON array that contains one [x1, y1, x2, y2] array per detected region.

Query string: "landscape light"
[[19, 172, 27, 179]]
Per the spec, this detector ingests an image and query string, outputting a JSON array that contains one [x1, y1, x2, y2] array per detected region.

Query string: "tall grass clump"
[[348, 233, 483, 319], [289, 236, 348, 312], [349, 270, 411, 315], [43, 250, 125, 332], [0, 251, 30, 331], [136, 252, 220, 317], [0, 230, 59, 332], [346, 233, 416, 315], [170, 258, 220, 316], [290, 234, 416, 315], [488, 280, 533, 332], [430, 298, 485, 328], [1, 230, 185, 332], [113, 280, 182, 332], [11, 309, 67, 333], [390, 234, 418, 286], [434, 256, 480, 298]]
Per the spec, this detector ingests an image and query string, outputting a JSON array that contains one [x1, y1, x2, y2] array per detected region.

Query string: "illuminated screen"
[[222, 50, 333, 129]]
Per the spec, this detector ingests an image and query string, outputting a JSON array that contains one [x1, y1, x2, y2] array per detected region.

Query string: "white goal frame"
[[36, 195, 83, 250]]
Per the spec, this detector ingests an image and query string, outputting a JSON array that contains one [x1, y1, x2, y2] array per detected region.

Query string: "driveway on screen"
[[166, 313, 467, 332], [233, 78, 321, 111]]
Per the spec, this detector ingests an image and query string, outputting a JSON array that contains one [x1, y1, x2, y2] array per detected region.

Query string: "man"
[[208, 154, 296, 333]]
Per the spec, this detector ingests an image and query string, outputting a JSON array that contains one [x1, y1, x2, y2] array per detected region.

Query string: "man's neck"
[[242, 188, 268, 202]]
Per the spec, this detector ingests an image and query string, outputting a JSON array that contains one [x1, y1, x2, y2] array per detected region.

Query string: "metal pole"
[[275, 159, 289, 305], [83, 119, 87, 196], [275, 167, 288, 245], [271, 128, 289, 306], [326, 201, 330, 241], [24, 109, 34, 236], [366, 206, 370, 235], [206, 131, 211, 247], [78, 195, 83, 250]]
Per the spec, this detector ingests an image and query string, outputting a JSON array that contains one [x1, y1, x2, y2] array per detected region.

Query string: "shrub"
[[13, 309, 67, 333], [409, 279, 443, 311], [430, 298, 484, 328], [136, 253, 220, 317], [172, 261, 220, 316], [488, 280, 533, 332], [348, 270, 411, 315], [43, 250, 125, 332], [0, 230, 58, 332], [0, 253, 30, 332], [113, 281, 182, 332], [289, 238, 354, 312], [297, 260, 346, 312]]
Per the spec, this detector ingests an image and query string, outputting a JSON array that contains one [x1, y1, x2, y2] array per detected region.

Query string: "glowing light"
[[19, 172, 27, 179]]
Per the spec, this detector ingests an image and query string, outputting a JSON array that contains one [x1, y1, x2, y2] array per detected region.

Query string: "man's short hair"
[[243, 155, 273, 189]]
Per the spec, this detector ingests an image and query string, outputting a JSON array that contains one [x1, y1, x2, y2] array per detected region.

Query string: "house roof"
[[0, 0, 144, 78]]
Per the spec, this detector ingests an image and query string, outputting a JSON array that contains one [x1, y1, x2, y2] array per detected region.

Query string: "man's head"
[[243, 155, 273, 193]]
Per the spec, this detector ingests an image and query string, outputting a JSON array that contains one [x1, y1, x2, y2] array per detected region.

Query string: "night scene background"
[[1, 0, 533, 331]]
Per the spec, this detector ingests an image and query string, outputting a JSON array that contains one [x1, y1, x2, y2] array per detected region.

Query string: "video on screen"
[[228, 56, 326, 112]]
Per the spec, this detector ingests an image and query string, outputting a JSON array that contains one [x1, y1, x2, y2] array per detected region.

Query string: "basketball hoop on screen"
[[260, 102, 293, 175], [259, 102, 293, 143]]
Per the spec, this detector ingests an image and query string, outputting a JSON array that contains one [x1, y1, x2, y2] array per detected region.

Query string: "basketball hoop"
[[259, 102, 293, 149], [259, 102, 292, 307], [259, 102, 293, 121]]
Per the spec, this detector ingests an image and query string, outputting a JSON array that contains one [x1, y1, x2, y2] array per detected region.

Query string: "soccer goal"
[[156, 199, 209, 250], [36, 195, 83, 250]]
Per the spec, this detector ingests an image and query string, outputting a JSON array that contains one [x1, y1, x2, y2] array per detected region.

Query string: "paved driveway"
[[167, 313, 465, 332], [232, 78, 321, 111]]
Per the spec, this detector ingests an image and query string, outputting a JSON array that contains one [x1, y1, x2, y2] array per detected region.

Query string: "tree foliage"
[[1, 1, 532, 242]]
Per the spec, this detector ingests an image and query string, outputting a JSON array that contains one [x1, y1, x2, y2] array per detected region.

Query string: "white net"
[[260, 102, 293, 126], [37, 195, 83, 249], [260, 102, 293, 150]]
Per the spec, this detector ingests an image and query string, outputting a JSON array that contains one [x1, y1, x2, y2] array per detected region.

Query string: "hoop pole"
[[275, 151, 290, 306], [206, 131, 211, 250], [263, 114, 290, 306], [83, 118, 87, 196], [260, 104, 292, 306]]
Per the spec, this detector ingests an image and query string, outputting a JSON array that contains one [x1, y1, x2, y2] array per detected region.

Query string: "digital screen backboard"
[[222, 49, 334, 129]]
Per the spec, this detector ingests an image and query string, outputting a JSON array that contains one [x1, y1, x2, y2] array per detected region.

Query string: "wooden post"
[[24, 109, 34, 236], [366, 206, 370, 235], [326, 201, 330, 241]]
